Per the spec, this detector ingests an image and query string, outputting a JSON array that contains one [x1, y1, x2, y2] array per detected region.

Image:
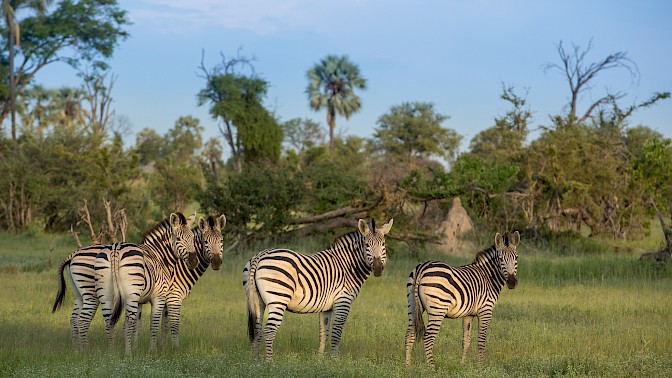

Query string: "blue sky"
[[39, 0, 672, 152]]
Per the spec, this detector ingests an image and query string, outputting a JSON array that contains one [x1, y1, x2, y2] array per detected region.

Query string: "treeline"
[[0, 3, 670, 245]]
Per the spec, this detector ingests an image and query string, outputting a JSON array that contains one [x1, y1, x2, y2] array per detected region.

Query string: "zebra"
[[157, 214, 226, 348], [94, 212, 198, 355], [52, 212, 196, 351], [242, 218, 393, 361], [404, 231, 520, 367]]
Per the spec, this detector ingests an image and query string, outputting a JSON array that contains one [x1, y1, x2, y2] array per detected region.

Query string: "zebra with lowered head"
[[94, 212, 196, 356], [51, 212, 197, 350], [242, 218, 393, 361], [404, 231, 520, 366]]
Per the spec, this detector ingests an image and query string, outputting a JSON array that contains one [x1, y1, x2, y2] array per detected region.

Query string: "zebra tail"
[[51, 257, 71, 313], [109, 246, 123, 327], [412, 268, 426, 340], [245, 258, 261, 343]]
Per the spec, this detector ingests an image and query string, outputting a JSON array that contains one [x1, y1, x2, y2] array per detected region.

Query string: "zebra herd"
[[52, 213, 520, 366]]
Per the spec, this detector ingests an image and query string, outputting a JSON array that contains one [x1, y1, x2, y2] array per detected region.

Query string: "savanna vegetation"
[[1, 230, 671, 377], [0, 1, 671, 377]]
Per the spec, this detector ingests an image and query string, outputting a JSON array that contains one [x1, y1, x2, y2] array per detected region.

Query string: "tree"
[[306, 55, 367, 156], [470, 85, 531, 164], [2, 0, 51, 141], [1, 0, 129, 137], [198, 50, 281, 170], [282, 117, 324, 154], [373, 102, 461, 169], [543, 40, 638, 128]]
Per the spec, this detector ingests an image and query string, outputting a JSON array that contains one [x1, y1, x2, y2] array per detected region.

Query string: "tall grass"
[[0, 231, 671, 377]]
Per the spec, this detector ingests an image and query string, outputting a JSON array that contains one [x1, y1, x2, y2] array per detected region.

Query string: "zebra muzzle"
[[507, 275, 518, 289], [211, 255, 222, 270], [373, 257, 384, 277], [188, 253, 199, 269]]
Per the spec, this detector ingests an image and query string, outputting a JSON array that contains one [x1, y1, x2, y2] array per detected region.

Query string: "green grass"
[[1, 231, 671, 377]]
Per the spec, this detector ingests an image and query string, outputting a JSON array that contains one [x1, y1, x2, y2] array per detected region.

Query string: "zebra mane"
[[473, 245, 498, 264], [142, 214, 183, 242], [330, 229, 362, 248]]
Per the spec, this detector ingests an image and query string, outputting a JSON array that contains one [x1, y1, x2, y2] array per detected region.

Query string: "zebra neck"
[[140, 222, 178, 270], [321, 231, 371, 280], [474, 246, 506, 290]]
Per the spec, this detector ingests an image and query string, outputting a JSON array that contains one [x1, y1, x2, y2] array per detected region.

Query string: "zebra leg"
[[461, 316, 474, 363], [166, 302, 182, 349], [149, 298, 167, 354], [161, 305, 169, 346], [476, 311, 492, 363], [133, 305, 143, 350], [404, 323, 416, 366], [329, 299, 353, 356], [318, 310, 332, 355], [65, 266, 83, 349], [70, 305, 80, 349], [77, 294, 99, 349], [263, 302, 288, 361], [423, 313, 445, 367], [253, 301, 266, 360], [121, 295, 142, 356]]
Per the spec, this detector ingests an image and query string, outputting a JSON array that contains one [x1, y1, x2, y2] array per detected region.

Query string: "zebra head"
[[197, 214, 226, 270], [170, 212, 197, 267], [358, 218, 394, 277], [494, 231, 520, 289]]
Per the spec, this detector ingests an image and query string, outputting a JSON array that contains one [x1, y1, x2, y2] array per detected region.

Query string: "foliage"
[[282, 117, 324, 155], [198, 69, 282, 168], [306, 54, 366, 155], [0, 126, 141, 233], [0, 0, 130, 130], [470, 85, 530, 164], [373, 101, 461, 169], [136, 116, 206, 218], [196, 163, 302, 239]]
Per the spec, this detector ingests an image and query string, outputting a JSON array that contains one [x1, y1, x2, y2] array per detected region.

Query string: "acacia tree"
[[306, 55, 366, 156], [373, 101, 461, 170], [1, 0, 129, 138]]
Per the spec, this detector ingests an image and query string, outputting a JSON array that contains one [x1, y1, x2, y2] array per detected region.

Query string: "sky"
[[37, 0, 672, 152]]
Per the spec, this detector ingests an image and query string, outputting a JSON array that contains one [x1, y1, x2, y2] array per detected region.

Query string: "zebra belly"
[[420, 280, 479, 318]]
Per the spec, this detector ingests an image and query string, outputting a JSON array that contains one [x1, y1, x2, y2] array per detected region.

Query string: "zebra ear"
[[170, 213, 181, 228], [509, 231, 520, 247], [217, 214, 226, 231], [377, 219, 394, 235], [186, 213, 196, 227], [358, 219, 370, 235], [198, 217, 207, 231], [495, 233, 505, 249]]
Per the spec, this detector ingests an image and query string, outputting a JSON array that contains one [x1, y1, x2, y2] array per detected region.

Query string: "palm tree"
[[2, 0, 51, 141], [306, 55, 367, 156]]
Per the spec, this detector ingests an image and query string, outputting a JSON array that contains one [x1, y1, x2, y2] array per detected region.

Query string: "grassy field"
[[0, 231, 671, 377]]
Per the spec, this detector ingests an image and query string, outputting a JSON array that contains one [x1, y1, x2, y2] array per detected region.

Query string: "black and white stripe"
[[404, 231, 520, 366], [242, 218, 393, 361], [94, 212, 196, 355], [53, 243, 113, 349], [158, 215, 226, 347]]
